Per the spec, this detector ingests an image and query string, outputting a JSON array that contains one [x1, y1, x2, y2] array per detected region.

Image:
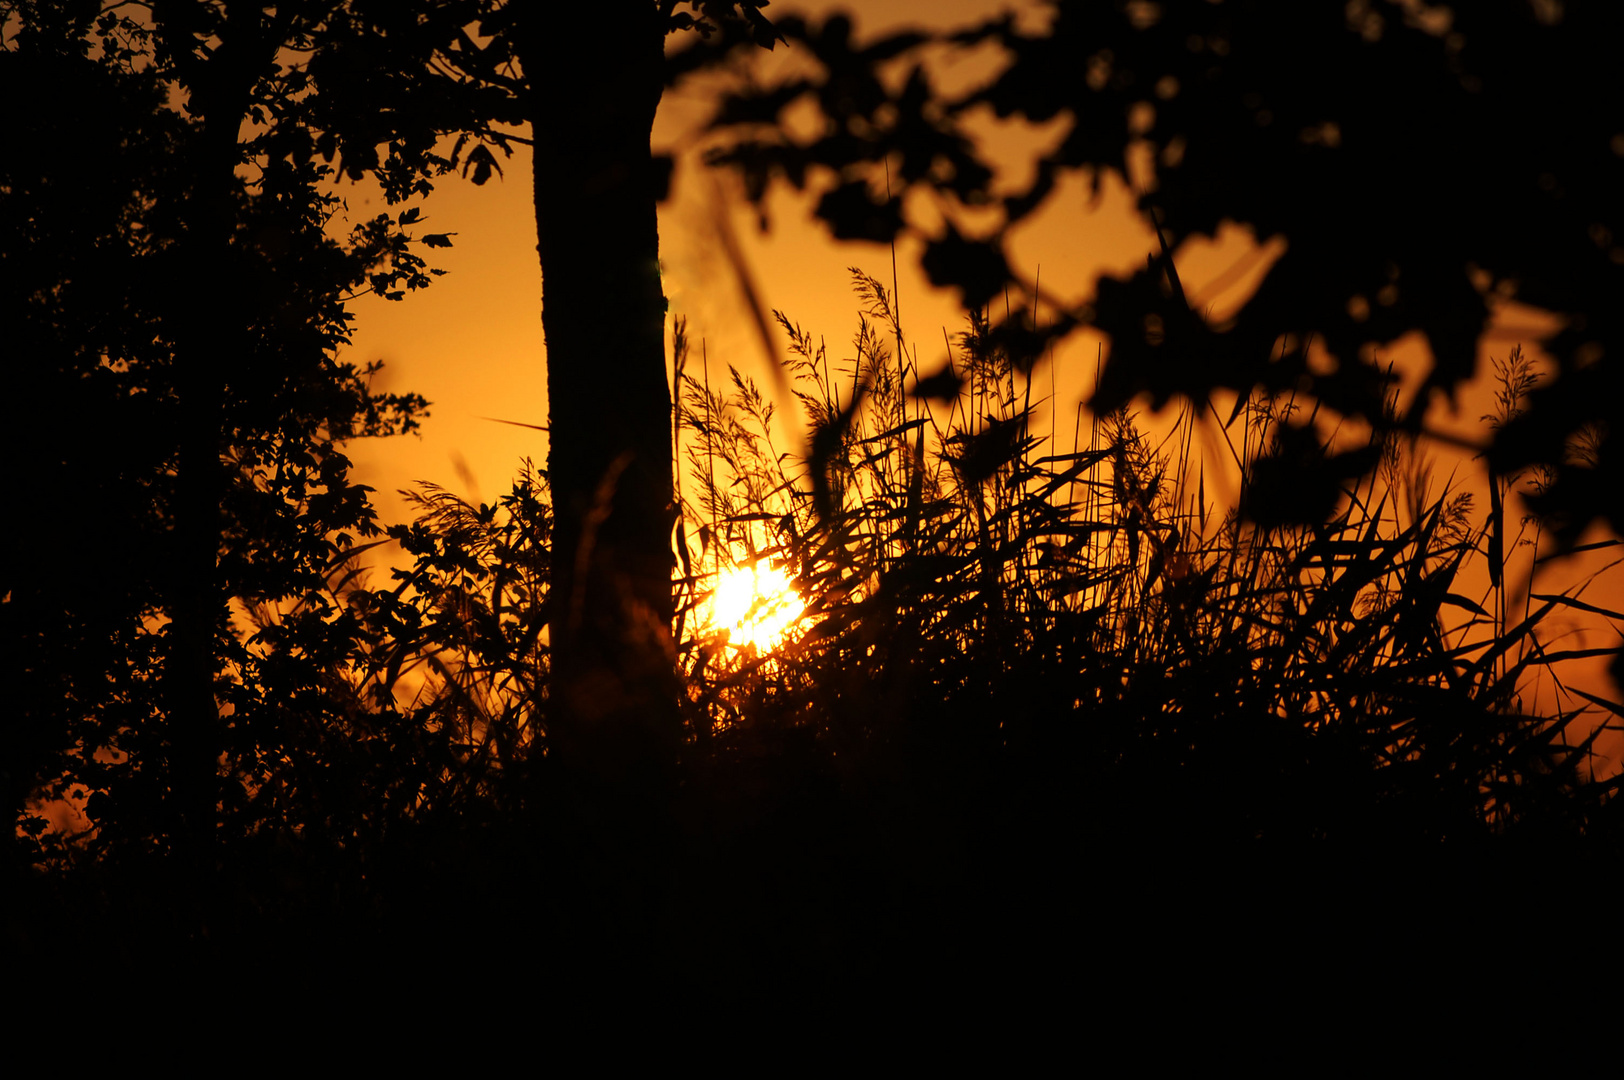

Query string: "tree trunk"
[[165, 72, 238, 869], [156, 4, 280, 865], [520, 4, 679, 794]]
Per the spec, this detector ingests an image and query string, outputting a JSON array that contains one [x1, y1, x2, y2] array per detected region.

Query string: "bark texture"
[[520, 3, 679, 789]]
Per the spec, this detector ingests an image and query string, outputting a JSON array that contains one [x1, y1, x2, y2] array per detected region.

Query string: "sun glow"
[[707, 562, 806, 652]]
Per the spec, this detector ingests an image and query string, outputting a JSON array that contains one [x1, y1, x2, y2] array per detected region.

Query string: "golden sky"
[[343, 0, 1184, 517], [341, 0, 1547, 508], [332, 0, 1622, 761]]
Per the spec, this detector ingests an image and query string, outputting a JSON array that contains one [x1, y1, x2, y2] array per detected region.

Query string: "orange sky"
[[338, 0, 1533, 515], [340, 0, 1139, 520], [333, 0, 1623, 768]]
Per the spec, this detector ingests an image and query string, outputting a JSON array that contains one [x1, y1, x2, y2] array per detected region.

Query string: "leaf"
[[921, 223, 1010, 311], [1528, 593, 1624, 621], [816, 180, 904, 243], [745, 3, 781, 49], [1242, 424, 1380, 528], [463, 144, 501, 186], [1441, 592, 1489, 618], [1570, 686, 1624, 717], [1487, 476, 1504, 588], [421, 233, 455, 249], [910, 363, 964, 401]]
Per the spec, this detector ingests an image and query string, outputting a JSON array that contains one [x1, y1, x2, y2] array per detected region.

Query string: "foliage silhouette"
[[282, 1, 785, 810], [5, 2, 430, 876], [10, 2, 1624, 990], [673, 273, 1619, 848], [209, 272, 1615, 983], [704, 1, 1624, 555]]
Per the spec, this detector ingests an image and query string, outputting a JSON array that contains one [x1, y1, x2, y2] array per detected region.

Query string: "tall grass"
[[664, 270, 1621, 847], [22, 271, 1623, 988], [126, 269, 1617, 867]]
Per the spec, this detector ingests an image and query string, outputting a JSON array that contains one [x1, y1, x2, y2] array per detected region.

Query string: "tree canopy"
[[4, 0, 431, 867], [706, 0, 1624, 540], [6, 0, 787, 876]]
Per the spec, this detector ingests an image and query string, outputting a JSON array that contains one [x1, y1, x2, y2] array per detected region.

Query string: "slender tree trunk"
[[156, 4, 276, 865], [520, 4, 679, 792], [166, 114, 233, 869]]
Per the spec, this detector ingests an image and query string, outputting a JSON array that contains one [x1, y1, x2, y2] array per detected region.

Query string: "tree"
[[513, 1, 688, 789], [4, 1, 429, 870], [302, 2, 779, 806], [706, 1, 1624, 547], [7, 0, 779, 873], [11, 0, 1621, 974]]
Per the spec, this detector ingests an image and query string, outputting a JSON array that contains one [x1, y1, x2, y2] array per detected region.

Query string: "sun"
[[706, 561, 807, 652]]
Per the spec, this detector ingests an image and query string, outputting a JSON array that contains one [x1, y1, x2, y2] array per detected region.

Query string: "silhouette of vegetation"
[[5, 2, 432, 875], [339, 272, 1618, 851], [274, 0, 784, 836], [72, 270, 1601, 985], [8, 1, 1624, 991], [705, 2, 1624, 550], [679, 277, 1619, 843]]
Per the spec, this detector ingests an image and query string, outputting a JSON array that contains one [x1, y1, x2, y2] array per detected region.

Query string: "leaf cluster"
[[6, 1, 436, 867], [702, 1, 1624, 544]]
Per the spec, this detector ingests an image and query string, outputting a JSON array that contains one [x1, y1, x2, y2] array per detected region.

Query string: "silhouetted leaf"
[[910, 364, 963, 402], [815, 180, 903, 243], [921, 223, 1010, 311], [464, 143, 501, 185], [1244, 424, 1380, 527]]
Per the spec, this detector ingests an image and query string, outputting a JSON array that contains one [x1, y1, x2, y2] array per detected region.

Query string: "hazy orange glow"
[[327, 0, 1621, 766], [704, 561, 807, 652]]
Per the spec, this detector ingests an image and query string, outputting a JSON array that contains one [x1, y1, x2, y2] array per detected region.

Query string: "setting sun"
[[17, 0, 1624, 992], [706, 561, 807, 652]]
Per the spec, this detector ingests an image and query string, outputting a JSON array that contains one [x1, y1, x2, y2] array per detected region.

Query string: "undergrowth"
[[281, 269, 1624, 858], [21, 274, 1623, 876]]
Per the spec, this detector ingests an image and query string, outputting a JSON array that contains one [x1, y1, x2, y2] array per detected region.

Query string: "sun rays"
[[703, 561, 807, 652]]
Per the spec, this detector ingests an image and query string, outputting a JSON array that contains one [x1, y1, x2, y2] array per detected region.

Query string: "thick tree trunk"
[[521, 4, 679, 790]]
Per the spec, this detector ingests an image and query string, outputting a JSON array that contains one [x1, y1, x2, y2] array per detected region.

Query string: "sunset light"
[[17, 0, 1624, 993], [706, 561, 807, 652]]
